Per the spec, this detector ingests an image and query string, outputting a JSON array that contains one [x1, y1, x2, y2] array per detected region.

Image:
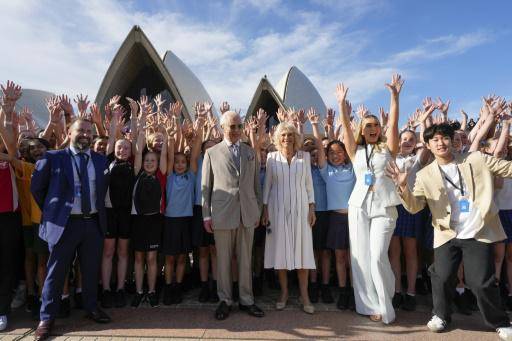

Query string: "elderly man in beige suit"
[[201, 110, 264, 320], [387, 123, 512, 341]]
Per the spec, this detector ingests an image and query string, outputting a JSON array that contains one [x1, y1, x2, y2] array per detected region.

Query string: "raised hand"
[[335, 83, 349, 104], [385, 74, 404, 95], [74, 94, 90, 114], [46, 97, 63, 123], [58, 95, 74, 115], [126, 97, 139, 119], [108, 95, 121, 109], [219, 101, 230, 114], [356, 104, 369, 119], [436, 97, 450, 115], [1, 80, 22, 104], [89, 103, 103, 123], [385, 160, 408, 189], [297, 109, 307, 125], [276, 107, 288, 122], [307, 108, 319, 124], [379, 107, 389, 127], [256, 108, 268, 125], [154, 94, 165, 112], [170, 101, 183, 118]]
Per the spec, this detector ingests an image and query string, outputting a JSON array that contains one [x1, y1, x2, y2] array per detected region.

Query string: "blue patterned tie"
[[231, 144, 240, 171], [78, 153, 91, 215]]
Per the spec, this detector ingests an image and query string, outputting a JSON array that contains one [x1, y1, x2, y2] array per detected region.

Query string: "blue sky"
[[1, 0, 511, 124]]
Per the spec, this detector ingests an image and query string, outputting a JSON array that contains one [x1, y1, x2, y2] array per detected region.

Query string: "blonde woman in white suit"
[[261, 122, 316, 314], [335, 74, 404, 324]]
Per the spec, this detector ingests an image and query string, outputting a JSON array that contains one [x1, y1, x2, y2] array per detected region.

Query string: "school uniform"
[[105, 156, 133, 239], [311, 165, 329, 250], [163, 170, 195, 256], [319, 163, 356, 250], [131, 170, 165, 252]]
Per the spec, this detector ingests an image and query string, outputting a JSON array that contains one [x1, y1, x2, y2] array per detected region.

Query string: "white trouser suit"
[[348, 145, 400, 324]]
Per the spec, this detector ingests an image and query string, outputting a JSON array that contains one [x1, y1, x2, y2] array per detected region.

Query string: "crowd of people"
[[1, 75, 512, 340]]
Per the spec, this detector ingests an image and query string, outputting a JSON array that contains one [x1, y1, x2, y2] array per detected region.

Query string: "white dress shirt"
[[69, 145, 97, 214]]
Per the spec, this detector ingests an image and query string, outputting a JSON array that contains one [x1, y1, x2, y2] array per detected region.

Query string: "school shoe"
[[392, 292, 403, 309], [100, 290, 113, 309], [336, 287, 350, 310], [0, 315, 7, 331], [114, 290, 126, 308], [415, 277, 429, 295], [347, 287, 356, 310], [147, 292, 159, 307], [463, 289, 479, 311], [401, 294, 416, 311], [506, 296, 512, 311], [309, 283, 319, 303], [198, 282, 210, 303], [74, 292, 83, 309], [321, 284, 334, 304], [427, 315, 448, 332], [131, 292, 145, 308], [210, 281, 220, 303], [163, 284, 174, 305], [57, 297, 70, 318], [173, 283, 183, 304], [453, 291, 472, 315], [10, 282, 26, 309], [497, 326, 512, 340], [26, 294, 38, 313]]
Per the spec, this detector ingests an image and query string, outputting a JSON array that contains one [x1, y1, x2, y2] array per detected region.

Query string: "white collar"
[[224, 139, 240, 148]]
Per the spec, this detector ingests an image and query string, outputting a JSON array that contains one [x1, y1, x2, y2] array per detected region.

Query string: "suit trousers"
[[0, 212, 22, 315], [430, 238, 509, 328], [40, 216, 103, 321], [349, 192, 397, 324], [213, 225, 254, 306]]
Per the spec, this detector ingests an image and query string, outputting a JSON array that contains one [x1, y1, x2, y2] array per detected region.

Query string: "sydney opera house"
[[21, 26, 327, 132]]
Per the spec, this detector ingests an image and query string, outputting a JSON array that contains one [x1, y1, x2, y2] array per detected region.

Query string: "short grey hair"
[[220, 110, 241, 128]]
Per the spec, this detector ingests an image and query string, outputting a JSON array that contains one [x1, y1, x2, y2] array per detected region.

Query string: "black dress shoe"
[[238, 303, 264, 317], [34, 320, 54, 341], [85, 308, 111, 323], [215, 301, 231, 320]]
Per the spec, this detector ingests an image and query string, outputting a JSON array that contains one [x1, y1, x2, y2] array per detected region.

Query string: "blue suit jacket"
[[31, 148, 109, 245]]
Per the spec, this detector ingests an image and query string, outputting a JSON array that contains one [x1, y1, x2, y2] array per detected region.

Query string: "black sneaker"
[[57, 297, 71, 318], [114, 290, 126, 308], [415, 277, 428, 295], [336, 287, 350, 310], [321, 284, 334, 304], [401, 294, 416, 311], [198, 282, 210, 303], [125, 280, 136, 295], [309, 283, 319, 304], [210, 281, 220, 303], [463, 289, 479, 311], [163, 284, 173, 305], [148, 292, 159, 307], [131, 292, 145, 308], [453, 291, 472, 315], [101, 290, 113, 309], [232, 282, 239, 302], [26, 294, 37, 313], [347, 287, 355, 310], [253, 277, 263, 297], [74, 292, 83, 309], [392, 293, 403, 309]]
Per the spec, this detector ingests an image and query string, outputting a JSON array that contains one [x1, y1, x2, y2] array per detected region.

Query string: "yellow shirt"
[[15, 161, 41, 225]]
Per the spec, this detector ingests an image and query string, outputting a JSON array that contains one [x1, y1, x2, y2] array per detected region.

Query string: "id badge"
[[364, 172, 374, 186], [75, 184, 81, 198], [459, 198, 470, 213]]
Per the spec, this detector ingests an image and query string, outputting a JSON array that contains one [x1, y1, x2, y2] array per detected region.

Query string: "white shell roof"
[[275, 66, 326, 115], [163, 51, 216, 117], [12, 89, 55, 128]]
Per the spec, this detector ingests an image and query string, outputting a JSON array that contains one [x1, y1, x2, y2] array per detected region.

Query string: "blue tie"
[[78, 153, 91, 215], [231, 144, 240, 171]]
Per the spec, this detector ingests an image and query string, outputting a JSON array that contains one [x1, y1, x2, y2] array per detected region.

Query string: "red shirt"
[[0, 161, 16, 213]]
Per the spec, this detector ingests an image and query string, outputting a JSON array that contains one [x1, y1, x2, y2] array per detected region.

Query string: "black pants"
[[430, 238, 509, 329], [0, 212, 22, 315]]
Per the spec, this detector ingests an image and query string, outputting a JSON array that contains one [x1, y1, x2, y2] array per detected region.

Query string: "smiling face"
[[222, 112, 242, 144], [327, 143, 346, 166], [150, 133, 164, 153], [143, 152, 158, 174], [310, 148, 319, 166], [115, 139, 131, 161], [361, 116, 381, 144], [452, 132, 462, 152], [280, 130, 295, 149], [174, 153, 188, 174], [399, 131, 417, 155], [28, 140, 47, 162], [69, 120, 93, 151], [426, 133, 453, 160], [93, 138, 108, 155]]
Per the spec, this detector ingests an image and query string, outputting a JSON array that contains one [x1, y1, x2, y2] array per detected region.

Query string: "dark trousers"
[[0, 212, 22, 315], [40, 216, 103, 321], [430, 238, 509, 329]]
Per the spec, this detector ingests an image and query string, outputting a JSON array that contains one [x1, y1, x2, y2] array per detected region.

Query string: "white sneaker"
[[497, 326, 512, 341], [427, 315, 447, 332], [10, 283, 26, 309], [0, 315, 7, 331]]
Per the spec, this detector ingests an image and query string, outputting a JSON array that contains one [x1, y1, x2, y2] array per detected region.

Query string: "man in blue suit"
[[31, 118, 110, 341]]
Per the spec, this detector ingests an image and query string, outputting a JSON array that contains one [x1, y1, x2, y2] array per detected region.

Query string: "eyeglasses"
[[229, 124, 244, 130]]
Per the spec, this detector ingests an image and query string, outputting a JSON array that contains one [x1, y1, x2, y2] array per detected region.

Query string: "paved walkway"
[[0, 288, 505, 340]]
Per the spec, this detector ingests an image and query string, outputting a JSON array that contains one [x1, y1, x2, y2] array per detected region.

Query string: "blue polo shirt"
[[311, 166, 328, 212], [194, 156, 203, 206], [165, 170, 196, 217], [319, 163, 355, 210]]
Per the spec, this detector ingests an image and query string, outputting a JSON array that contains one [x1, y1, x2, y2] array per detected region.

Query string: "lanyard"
[[364, 143, 375, 171], [439, 165, 465, 197], [69, 149, 89, 183]]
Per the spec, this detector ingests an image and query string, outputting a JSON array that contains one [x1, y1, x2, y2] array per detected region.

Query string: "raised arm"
[[190, 115, 205, 174], [159, 131, 168, 175], [133, 130, 145, 175], [384, 74, 404, 156], [494, 118, 511, 157], [307, 108, 326, 168], [335, 83, 356, 160]]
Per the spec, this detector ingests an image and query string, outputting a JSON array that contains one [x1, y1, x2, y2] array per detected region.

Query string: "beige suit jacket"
[[201, 141, 262, 230], [399, 151, 512, 248]]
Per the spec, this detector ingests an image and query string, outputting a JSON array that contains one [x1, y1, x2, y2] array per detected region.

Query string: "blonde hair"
[[273, 122, 303, 154], [147, 132, 164, 151], [354, 115, 387, 151]]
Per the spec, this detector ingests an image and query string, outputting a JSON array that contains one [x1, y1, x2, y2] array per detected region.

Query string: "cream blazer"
[[399, 151, 512, 248]]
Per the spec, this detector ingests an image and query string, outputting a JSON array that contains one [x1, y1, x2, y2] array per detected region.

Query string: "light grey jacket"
[[201, 141, 262, 229]]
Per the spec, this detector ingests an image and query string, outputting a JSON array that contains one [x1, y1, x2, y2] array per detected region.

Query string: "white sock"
[[406, 292, 415, 297], [75, 288, 82, 294], [61, 294, 70, 299], [455, 287, 465, 295]]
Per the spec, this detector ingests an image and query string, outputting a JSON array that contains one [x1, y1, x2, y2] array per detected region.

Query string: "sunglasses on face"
[[229, 124, 244, 130]]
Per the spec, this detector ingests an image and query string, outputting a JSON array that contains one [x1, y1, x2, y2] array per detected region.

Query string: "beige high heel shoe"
[[298, 296, 315, 314]]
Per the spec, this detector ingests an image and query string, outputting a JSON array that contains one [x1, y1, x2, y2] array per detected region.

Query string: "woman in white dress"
[[261, 122, 316, 314], [335, 74, 404, 324]]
